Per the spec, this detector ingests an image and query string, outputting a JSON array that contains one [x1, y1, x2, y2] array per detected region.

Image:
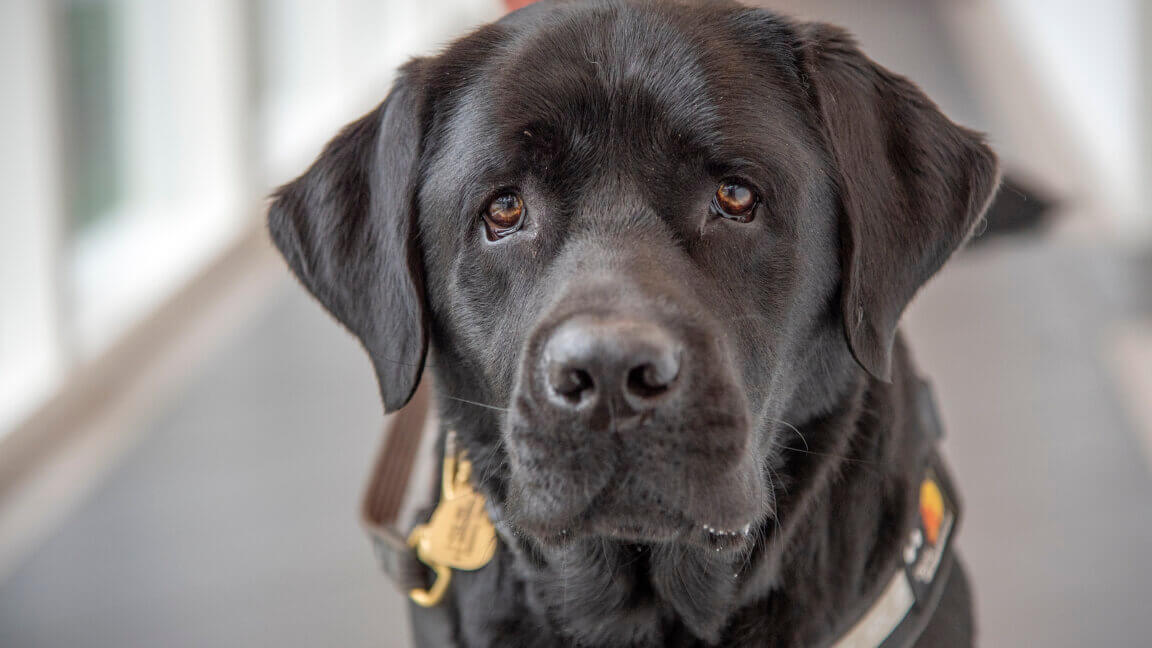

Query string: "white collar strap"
[[831, 453, 962, 648]]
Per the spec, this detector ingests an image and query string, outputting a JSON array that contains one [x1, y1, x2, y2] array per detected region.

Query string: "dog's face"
[[415, 5, 846, 549], [270, 0, 996, 557]]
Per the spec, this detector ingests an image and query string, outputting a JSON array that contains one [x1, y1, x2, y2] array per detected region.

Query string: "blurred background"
[[0, 0, 1149, 646]]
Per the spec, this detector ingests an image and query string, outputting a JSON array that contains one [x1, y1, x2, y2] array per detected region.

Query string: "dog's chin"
[[514, 509, 761, 556], [507, 482, 769, 555]]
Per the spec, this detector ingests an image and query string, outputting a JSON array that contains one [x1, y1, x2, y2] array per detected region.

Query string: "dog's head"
[[270, 1, 996, 555]]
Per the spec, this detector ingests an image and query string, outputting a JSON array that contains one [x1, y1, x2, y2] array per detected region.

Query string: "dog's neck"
[[444, 346, 933, 647]]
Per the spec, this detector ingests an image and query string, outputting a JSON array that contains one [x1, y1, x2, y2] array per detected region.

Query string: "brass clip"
[[407, 433, 498, 607]]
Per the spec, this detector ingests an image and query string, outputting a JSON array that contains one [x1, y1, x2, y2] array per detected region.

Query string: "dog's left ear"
[[799, 23, 1000, 381], [268, 62, 428, 412]]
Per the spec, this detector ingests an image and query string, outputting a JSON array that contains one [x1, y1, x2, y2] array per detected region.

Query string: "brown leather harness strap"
[[360, 382, 463, 646], [360, 380, 437, 593]]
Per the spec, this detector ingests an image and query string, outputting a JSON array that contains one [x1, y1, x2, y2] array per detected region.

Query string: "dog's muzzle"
[[503, 296, 769, 548]]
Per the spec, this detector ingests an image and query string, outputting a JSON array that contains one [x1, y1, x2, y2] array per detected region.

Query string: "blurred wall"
[[997, 0, 1146, 234], [0, 2, 67, 439]]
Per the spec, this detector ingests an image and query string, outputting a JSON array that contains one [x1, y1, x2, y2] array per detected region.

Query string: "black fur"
[[268, 1, 999, 646]]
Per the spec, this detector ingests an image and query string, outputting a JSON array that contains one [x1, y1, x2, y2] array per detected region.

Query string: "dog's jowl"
[[268, 1, 999, 646]]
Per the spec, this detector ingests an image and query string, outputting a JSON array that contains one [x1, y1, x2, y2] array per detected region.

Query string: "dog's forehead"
[[418, 2, 821, 216], [492, 7, 719, 137], [440, 4, 807, 164]]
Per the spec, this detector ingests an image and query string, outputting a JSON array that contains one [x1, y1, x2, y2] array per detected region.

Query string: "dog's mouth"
[[520, 507, 760, 554], [505, 461, 768, 554]]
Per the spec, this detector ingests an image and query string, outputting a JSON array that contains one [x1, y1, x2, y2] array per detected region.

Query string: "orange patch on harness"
[[920, 479, 945, 545]]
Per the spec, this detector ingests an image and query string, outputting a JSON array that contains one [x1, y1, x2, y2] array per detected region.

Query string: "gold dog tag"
[[407, 434, 497, 606]]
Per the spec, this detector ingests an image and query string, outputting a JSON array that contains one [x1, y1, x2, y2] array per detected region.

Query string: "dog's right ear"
[[268, 63, 427, 413]]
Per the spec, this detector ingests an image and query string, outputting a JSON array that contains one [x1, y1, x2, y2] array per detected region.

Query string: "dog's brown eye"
[[714, 181, 758, 222], [484, 192, 525, 238]]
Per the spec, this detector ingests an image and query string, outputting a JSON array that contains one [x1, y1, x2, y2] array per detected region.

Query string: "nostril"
[[625, 353, 679, 400], [626, 364, 667, 398], [549, 365, 595, 404]]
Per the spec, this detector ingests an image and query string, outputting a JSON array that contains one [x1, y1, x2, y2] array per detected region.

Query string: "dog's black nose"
[[543, 316, 681, 411]]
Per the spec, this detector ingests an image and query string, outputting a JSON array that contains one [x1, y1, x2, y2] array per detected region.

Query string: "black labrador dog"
[[268, 1, 998, 645]]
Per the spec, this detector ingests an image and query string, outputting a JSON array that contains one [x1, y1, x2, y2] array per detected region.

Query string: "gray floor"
[[904, 237, 1152, 647], [0, 286, 410, 647], [1, 233, 1151, 647]]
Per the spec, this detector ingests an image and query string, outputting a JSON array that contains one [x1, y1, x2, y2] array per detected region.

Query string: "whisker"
[[474, 446, 508, 489], [444, 395, 511, 412], [765, 417, 808, 451], [779, 445, 881, 468], [678, 408, 810, 453], [766, 463, 788, 496]]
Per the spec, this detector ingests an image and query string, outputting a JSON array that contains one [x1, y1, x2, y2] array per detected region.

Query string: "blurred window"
[[61, 0, 251, 357], [0, 0, 254, 436], [63, 0, 122, 233], [0, 0, 498, 438]]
